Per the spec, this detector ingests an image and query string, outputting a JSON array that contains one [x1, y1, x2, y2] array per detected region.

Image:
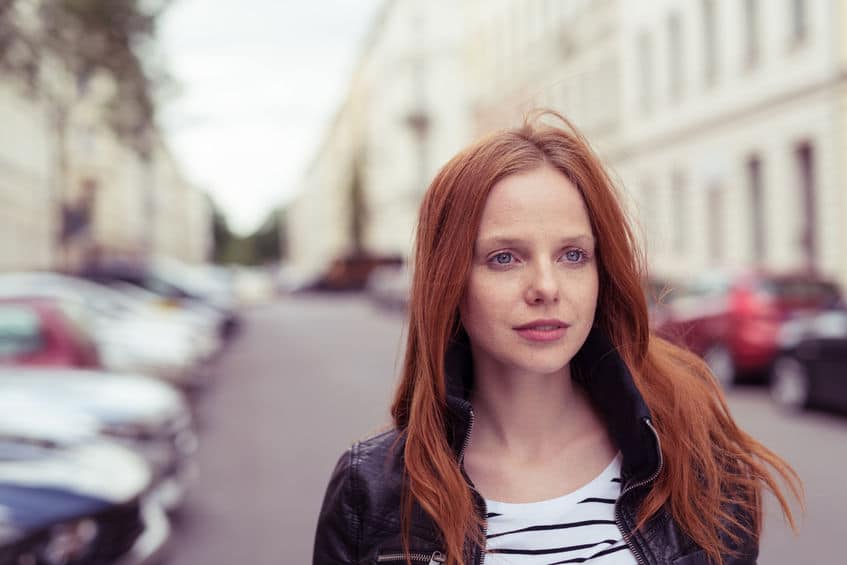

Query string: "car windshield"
[[0, 305, 45, 359]]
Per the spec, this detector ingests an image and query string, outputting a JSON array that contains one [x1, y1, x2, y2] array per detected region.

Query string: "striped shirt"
[[483, 453, 636, 564]]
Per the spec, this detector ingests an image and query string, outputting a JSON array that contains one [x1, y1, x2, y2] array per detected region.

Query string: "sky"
[[159, 0, 383, 235]]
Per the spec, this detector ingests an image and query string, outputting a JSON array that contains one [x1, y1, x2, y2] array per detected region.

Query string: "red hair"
[[391, 112, 801, 565]]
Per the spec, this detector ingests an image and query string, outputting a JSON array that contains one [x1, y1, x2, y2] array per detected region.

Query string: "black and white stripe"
[[483, 454, 636, 564]]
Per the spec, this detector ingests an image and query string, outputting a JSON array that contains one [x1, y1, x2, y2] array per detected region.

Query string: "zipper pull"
[[429, 551, 446, 565]]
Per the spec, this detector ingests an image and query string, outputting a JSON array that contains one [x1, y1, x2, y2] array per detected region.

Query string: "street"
[[167, 294, 844, 565]]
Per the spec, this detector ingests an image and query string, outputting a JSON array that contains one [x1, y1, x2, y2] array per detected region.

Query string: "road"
[[167, 294, 845, 564]]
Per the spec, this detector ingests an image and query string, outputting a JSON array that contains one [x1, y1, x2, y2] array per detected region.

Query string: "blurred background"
[[1, 0, 845, 563]]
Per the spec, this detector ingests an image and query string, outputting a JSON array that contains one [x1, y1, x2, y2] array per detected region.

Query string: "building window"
[[702, 0, 718, 86], [707, 185, 724, 262], [790, 0, 808, 44], [795, 142, 817, 268], [671, 171, 688, 255], [667, 12, 683, 102], [747, 155, 766, 261], [637, 31, 654, 114], [743, 0, 760, 68]]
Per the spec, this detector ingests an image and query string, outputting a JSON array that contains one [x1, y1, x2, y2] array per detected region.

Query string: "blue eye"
[[491, 252, 514, 265], [563, 249, 586, 262]]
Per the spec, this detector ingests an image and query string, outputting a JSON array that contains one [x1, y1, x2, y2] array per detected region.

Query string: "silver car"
[[0, 367, 197, 513], [0, 416, 168, 564]]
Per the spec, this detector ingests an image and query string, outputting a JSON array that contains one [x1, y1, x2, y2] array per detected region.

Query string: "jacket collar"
[[443, 325, 662, 484]]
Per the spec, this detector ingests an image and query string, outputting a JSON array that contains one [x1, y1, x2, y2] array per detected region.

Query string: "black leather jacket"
[[313, 328, 758, 564]]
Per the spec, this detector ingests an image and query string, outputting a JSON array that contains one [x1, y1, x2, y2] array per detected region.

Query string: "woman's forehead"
[[475, 165, 593, 240]]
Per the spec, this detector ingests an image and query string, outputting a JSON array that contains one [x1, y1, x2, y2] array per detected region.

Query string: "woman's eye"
[[563, 249, 585, 262], [491, 252, 514, 265]]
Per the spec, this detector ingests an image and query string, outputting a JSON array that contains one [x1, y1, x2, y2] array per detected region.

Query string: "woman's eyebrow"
[[476, 234, 595, 248]]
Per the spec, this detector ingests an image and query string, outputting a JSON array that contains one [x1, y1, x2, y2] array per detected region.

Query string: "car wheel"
[[770, 357, 810, 411], [704, 345, 735, 388]]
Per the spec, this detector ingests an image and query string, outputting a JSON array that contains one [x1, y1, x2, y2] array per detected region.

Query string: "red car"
[[0, 297, 101, 368], [652, 271, 842, 386]]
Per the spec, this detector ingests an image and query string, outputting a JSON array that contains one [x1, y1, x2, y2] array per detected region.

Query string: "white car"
[[0, 272, 214, 389], [109, 281, 222, 362], [0, 367, 197, 512], [0, 410, 169, 565]]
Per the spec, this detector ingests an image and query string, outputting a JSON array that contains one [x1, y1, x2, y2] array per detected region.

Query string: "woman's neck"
[[468, 361, 607, 463]]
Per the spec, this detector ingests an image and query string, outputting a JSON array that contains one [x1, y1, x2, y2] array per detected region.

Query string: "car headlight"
[[41, 518, 99, 564]]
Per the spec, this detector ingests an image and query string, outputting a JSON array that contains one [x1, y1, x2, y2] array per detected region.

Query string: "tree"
[[1, 0, 170, 150], [0, 0, 39, 91], [208, 196, 286, 266], [209, 195, 232, 262], [349, 151, 368, 254], [253, 208, 284, 263], [0, 0, 172, 267]]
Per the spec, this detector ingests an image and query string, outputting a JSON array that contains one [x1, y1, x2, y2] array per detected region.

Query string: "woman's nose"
[[524, 263, 559, 304]]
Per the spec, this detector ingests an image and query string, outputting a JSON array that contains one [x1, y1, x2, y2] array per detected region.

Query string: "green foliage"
[[0, 0, 170, 153], [0, 0, 40, 89], [210, 197, 287, 266], [349, 152, 367, 253], [254, 209, 285, 262], [210, 195, 232, 260]]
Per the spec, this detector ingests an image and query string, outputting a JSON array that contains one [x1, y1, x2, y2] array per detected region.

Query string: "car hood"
[[0, 394, 100, 444], [93, 316, 199, 360], [0, 440, 151, 532], [0, 368, 186, 426]]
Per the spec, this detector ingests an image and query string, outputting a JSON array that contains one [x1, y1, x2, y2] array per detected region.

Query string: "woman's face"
[[460, 163, 599, 378]]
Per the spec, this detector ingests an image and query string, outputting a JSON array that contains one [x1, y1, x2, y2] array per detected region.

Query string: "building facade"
[[614, 0, 846, 287], [287, 106, 359, 278], [0, 80, 53, 271], [465, 0, 622, 154], [290, 0, 847, 291], [0, 65, 211, 272], [288, 0, 471, 278]]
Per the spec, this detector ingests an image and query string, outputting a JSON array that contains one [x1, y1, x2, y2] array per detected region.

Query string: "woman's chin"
[[504, 356, 573, 379]]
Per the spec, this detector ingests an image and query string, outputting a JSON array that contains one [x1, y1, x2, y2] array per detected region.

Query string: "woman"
[[313, 113, 801, 565]]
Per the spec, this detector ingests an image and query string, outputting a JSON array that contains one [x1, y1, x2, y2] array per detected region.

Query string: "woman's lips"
[[514, 326, 567, 342]]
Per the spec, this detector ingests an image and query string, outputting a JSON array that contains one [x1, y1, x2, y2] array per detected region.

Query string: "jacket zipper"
[[614, 418, 664, 565], [376, 551, 445, 564], [458, 407, 474, 462], [458, 409, 487, 565]]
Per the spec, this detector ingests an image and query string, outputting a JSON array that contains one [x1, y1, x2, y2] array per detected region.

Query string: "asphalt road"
[[167, 294, 844, 565]]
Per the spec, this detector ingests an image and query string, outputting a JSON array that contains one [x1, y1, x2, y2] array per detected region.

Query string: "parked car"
[[770, 308, 847, 413], [0, 297, 101, 369], [0, 272, 214, 390], [653, 271, 842, 386], [0, 424, 168, 565], [79, 259, 240, 339], [0, 367, 197, 513], [110, 281, 222, 363], [302, 253, 404, 292]]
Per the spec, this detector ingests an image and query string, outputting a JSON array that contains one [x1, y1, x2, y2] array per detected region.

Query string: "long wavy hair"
[[390, 111, 801, 565]]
